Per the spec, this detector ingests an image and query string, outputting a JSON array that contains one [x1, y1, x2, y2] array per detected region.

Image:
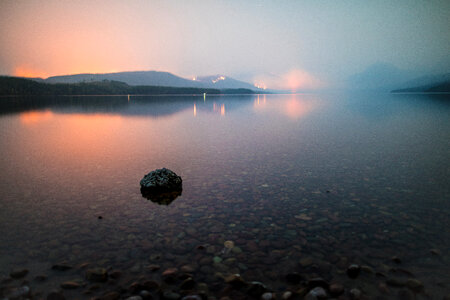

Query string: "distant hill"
[[347, 62, 417, 91], [0, 76, 256, 96], [391, 75, 450, 93], [193, 75, 257, 90], [41, 71, 261, 91]]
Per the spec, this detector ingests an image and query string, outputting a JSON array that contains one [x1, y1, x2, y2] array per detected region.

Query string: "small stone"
[[35, 274, 48, 282], [180, 277, 196, 290], [397, 289, 414, 300], [329, 283, 344, 296], [307, 278, 329, 289], [180, 265, 195, 273], [52, 263, 73, 271], [392, 256, 402, 264], [305, 287, 327, 299], [430, 249, 441, 256], [99, 292, 120, 300], [162, 268, 178, 282], [162, 290, 181, 300], [181, 296, 202, 300], [147, 264, 161, 272], [406, 279, 423, 292], [10, 268, 29, 279], [299, 257, 314, 267], [378, 282, 390, 294], [109, 270, 122, 279], [60, 281, 81, 289], [224, 241, 235, 249], [386, 278, 406, 287], [261, 292, 275, 300], [247, 281, 268, 297], [225, 274, 247, 288], [361, 265, 374, 274], [139, 290, 152, 299], [126, 296, 143, 300], [285, 272, 302, 284], [213, 256, 222, 264], [349, 288, 361, 300], [47, 291, 66, 300], [86, 267, 108, 282], [4, 285, 31, 299], [282, 291, 293, 299], [347, 264, 361, 279]]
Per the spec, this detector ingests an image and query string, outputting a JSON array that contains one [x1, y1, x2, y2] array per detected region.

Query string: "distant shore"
[[0, 76, 261, 96]]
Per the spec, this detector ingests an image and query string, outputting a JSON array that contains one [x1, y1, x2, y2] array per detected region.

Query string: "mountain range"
[[35, 71, 260, 91]]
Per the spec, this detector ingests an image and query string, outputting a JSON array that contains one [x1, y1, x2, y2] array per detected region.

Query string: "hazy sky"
[[0, 0, 449, 89]]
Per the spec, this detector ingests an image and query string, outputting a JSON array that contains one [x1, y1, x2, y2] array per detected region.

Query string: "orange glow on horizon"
[[14, 66, 48, 78]]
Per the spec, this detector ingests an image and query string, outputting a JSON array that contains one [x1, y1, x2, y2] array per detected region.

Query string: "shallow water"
[[0, 93, 449, 299]]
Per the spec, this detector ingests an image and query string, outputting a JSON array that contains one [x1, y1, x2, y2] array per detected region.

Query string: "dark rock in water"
[[86, 267, 108, 282], [99, 292, 120, 300], [140, 168, 182, 205], [10, 268, 29, 279], [347, 264, 361, 279], [140, 168, 182, 191]]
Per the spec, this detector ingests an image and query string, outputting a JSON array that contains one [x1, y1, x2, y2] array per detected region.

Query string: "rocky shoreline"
[[1, 244, 442, 300]]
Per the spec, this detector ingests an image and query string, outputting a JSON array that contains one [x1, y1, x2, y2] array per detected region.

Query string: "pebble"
[[52, 263, 73, 271], [329, 283, 344, 296], [406, 278, 423, 292], [225, 274, 247, 287], [4, 285, 31, 299], [180, 277, 196, 290], [347, 264, 361, 279], [305, 287, 327, 299], [10, 268, 29, 279], [86, 267, 108, 282], [282, 291, 293, 299], [181, 296, 202, 300], [60, 281, 81, 289], [285, 272, 302, 284], [299, 257, 314, 267], [162, 290, 181, 300], [386, 278, 406, 287], [349, 288, 361, 299], [47, 291, 66, 300], [126, 296, 143, 300], [261, 292, 275, 300]]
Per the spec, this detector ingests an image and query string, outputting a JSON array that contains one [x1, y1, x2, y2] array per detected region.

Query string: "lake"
[[0, 93, 449, 299]]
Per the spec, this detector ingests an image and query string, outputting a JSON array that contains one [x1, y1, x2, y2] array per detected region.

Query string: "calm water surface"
[[0, 93, 449, 299]]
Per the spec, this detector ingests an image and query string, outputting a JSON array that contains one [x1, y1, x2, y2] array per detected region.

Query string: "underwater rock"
[[140, 168, 182, 204]]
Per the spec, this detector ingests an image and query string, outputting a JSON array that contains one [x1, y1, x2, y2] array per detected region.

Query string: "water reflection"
[[140, 187, 182, 205], [253, 93, 317, 119]]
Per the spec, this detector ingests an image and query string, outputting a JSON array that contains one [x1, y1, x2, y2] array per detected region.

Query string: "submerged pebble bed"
[[0, 94, 449, 299]]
